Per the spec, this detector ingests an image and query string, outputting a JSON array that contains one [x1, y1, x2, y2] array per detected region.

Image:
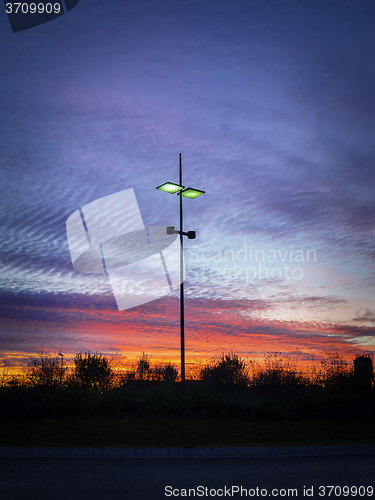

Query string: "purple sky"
[[1, 0, 375, 368]]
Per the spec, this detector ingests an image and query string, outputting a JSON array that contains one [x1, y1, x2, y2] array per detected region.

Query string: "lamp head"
[[156, 182, 185, 194], [179, 187, 205, 199]]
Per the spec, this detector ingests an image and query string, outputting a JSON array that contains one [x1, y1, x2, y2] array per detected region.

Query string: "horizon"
[[2, 346, 363, 382]]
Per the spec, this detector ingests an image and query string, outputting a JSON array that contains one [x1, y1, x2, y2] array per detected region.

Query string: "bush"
[[153, 363, 179, 382], [0, 356, 10, 387], [25, 349, 67, 389], [200, 352, 249, 386], [70, 352, 114, 391], [123, 354, 179, 383], [136, 352, 153, 381], [311, 352, 353, 389], [252, 353, 305, 388]]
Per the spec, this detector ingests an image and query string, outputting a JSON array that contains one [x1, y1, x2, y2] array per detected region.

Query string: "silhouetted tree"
[[153, 362, 179, 382], [0, 355, 10, 387], [71, 352, 114, 391], [123, 354, 179, 382], [200, 352, 249, 385], [312, 352, 353, 389], [253, 352, 304, 387], [136, 352, 153, 381], [26, 348, 67, 389]]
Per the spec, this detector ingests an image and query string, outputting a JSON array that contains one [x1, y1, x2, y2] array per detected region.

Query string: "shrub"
[[25, 348, 67, 389], [136, 352, 153, 381], [311, 352, 353, 389], [200, 352, 249, 386], [123, 354, 179, 383], [153, 362, 179, 382], [0, 356, 10, 387], [70, 352, 114, 391], [252, 353, 305, 388]]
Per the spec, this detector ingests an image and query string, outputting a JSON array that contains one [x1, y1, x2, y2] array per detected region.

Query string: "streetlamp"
[[156, 153, 205, 384]]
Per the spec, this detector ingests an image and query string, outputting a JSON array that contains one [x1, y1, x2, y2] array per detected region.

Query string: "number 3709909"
[[5, 3, 61, 14]]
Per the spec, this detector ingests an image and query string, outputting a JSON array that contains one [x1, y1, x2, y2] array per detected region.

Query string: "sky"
[[1, 0, 375, 373]]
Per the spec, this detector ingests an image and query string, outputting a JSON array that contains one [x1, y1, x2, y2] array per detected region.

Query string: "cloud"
[[353, 309, 375, 324]]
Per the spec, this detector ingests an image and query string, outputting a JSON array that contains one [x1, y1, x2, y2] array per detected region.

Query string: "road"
[[0, 455, 374, 499]]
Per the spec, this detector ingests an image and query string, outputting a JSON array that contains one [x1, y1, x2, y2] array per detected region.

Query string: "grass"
[[0, 415, 374, 448], [1, 349, 374, 449]]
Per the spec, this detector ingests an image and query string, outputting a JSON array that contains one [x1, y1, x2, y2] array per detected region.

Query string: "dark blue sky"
[[1, 0, 375, 368]]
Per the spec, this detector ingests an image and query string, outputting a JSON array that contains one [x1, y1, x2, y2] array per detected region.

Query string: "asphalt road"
[[0, 455, 374, 500]]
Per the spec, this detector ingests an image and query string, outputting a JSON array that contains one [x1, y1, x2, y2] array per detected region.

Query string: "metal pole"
[[179, 152, 185, 384]]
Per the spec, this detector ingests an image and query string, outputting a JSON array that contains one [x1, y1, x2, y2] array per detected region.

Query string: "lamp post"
[[156, 153, 205, 384]]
